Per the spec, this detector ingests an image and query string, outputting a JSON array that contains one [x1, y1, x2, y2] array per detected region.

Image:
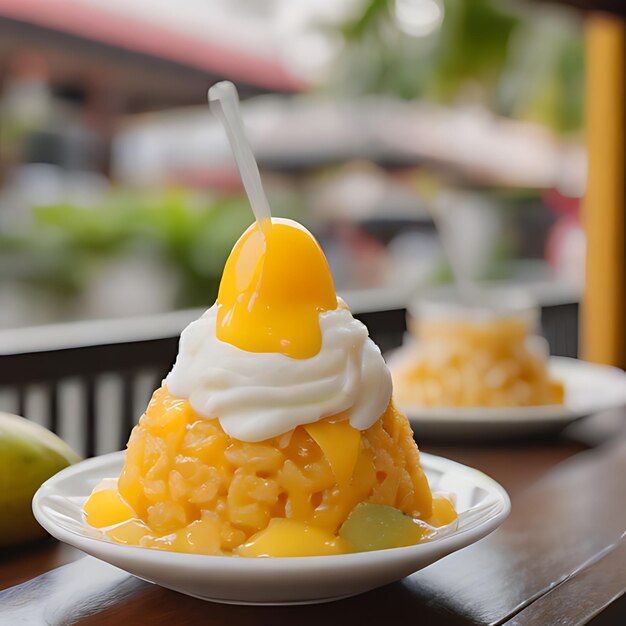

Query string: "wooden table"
[[2, 412, 625, 626]]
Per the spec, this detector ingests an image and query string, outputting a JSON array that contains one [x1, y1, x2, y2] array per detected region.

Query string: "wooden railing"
[[0, 302, 579, 458]]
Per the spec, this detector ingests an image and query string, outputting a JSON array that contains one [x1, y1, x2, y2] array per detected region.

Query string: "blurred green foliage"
[[333, 0, 583, 133], [0, 190, 301, 309]]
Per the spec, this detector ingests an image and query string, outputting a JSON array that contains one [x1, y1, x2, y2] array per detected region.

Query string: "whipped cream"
[[164, 301, 392, 442]]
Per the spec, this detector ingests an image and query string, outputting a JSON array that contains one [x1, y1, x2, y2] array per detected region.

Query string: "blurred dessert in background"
[[390, 287, 564, 408]]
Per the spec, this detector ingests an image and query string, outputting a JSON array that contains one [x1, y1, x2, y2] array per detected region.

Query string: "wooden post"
[[582, 13, 625, 367]]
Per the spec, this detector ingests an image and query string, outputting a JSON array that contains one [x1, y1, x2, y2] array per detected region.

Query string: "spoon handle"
[[208, 81, 272, 233]]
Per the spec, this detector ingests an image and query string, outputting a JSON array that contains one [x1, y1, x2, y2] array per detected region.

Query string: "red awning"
[[0, 0, 306, 93]]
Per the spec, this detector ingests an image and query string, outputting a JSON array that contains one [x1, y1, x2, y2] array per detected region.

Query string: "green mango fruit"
[[0, 413, 81, 548], [339, 503, 431, 552]]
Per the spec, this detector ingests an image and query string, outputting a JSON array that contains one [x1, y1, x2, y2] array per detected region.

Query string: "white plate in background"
[[33, 451, 509, 605], [388, 356, 626, 440]]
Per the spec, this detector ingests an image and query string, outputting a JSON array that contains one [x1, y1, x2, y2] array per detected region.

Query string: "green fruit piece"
[[339, 503, 431, 553], [0, 413, 81, 548]]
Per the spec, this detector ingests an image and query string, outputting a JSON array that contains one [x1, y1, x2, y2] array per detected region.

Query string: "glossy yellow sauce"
[[216, 219, 337, 359]]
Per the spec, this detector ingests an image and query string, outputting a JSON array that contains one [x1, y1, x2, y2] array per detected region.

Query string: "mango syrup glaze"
[[84, 219, 456, 556], [216, 219, 337, 359]]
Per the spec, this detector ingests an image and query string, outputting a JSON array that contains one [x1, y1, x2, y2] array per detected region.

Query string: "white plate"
[[389, 356, 626, 439], [32, 451, 509, 605]]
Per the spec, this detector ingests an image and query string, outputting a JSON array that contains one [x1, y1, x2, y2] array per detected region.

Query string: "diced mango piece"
[[149, 517, 222, 554], [339, 503, 431, 552], [237, 518, 347, 557], [105, 519, 151, 545], [84, 488, 134, 529], [305, 418, 361, 485], [425, 495, 458, 527]]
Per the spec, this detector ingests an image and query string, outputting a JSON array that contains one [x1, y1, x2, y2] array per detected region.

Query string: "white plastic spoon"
[[208, 81, 272, 234]]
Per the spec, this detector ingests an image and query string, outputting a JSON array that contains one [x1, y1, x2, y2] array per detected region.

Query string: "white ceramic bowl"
[[388, 356, 626, 440], [33, 451, 509, 605]]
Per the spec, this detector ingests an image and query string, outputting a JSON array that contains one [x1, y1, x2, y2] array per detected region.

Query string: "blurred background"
[[0, 0, 588, 326], [0, 0, 624, 455]]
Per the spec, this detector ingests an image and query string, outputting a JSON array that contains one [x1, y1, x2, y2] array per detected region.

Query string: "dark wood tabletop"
[[1, 411, 625, 626]]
